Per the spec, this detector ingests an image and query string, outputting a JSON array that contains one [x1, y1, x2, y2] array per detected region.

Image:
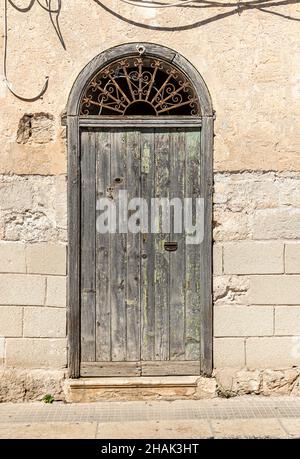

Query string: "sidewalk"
[[0, 396, 300, 439]]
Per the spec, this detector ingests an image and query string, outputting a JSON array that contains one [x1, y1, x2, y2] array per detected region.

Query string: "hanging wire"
[[119, 0, 198, 8], [46, 0, 66, 50], [8, 0, 35, 13], [37, 0, 61, 13], [3, 0, 49, 101]]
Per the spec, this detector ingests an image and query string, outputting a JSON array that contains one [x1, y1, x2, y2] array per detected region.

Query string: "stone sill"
[[65, 376, 216, 402], [68, 376, 200, 390]]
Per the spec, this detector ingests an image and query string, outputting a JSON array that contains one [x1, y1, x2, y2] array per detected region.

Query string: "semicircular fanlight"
[[80, 56, 200, 116]]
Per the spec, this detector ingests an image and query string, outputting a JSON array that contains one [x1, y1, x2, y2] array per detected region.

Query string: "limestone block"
[[46, 276, 66, 307], [213, 275, 249, 304], [0, 337, 5, 364], [285, 243, 300, 273], [0, 307, 22, 337], [214, 172, 280, 212], [253, 208, 300, 239], [223, 241, 283, 274], [54, 176, 67, 230], [213, 244, 223, 275], [214, 306, 273, 337], [248, 275, 300, 304], [5, 338, 67, 368], [0, 242, 26, 273], [275, 306, 300, 335], [214, 338, 245, 368], [0, 274, 45, 305], [246, 337, 300, 369], [26, 243, 66, 275], [23, 307, 66, 338], [0, 177, 33, 211], [213, 209, 250, 241], [213, 174, 300, 244]]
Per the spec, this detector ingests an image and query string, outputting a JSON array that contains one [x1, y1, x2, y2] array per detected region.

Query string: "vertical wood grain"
[[110, 130, 127, 361], [169, 129, 186, 360], [126, 130, 141, 361], [140, 129, 156, 361], [80, 130, 96, 361], [96, 130, 111, 361], [154, 130, 170, 361], [185, 129, 202, 361]]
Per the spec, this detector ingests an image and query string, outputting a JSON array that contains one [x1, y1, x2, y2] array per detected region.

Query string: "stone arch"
[[67, 43, 213, 118]]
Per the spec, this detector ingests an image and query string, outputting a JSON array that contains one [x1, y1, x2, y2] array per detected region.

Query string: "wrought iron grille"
[[80, 56, 200, 116]]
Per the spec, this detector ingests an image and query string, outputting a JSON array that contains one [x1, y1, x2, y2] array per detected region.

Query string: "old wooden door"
[[80, 127, 203, 377]]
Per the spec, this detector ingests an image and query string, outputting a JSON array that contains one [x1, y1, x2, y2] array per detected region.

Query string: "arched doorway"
[[67, 43, 214, 378]]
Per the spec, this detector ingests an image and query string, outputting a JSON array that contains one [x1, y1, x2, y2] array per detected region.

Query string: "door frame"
[[66, 42, 214, 378]]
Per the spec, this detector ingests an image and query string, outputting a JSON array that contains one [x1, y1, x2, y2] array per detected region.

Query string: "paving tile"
[[211, 418, 287, 439], [97, 420, 213, 439], [1, 397, 300, 434], [279, 418, 300, 438], [0, 422, 98, 439]]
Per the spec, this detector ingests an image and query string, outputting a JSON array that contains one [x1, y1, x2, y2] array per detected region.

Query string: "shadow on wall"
[[7, 0, 300, 49], [4, 0, 300, 101], [8, 0, 65, 48], [95, 0, 300, 31]]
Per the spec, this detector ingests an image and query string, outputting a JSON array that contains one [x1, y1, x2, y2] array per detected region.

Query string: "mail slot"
[[164, 241, 178, 252]]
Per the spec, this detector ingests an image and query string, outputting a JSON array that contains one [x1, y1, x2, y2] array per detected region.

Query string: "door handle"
[[164, 241, 178, 252]]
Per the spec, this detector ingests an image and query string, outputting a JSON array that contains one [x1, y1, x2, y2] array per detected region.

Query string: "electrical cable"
[[119, 0, 197, 8], [3, 0, 49, 101]]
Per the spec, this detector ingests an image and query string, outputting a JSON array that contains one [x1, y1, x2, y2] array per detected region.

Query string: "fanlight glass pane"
[[80, 56, 200, 116]]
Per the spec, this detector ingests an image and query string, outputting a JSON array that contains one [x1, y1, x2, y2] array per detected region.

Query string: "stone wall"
[[0, 1, 300, 399], [0, 241, 67, 366], [213, 172, 300, 370], [0, 172, 67, 375]]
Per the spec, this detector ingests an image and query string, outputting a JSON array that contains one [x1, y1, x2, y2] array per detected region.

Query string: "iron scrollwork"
[[80, 56, 200, 116]]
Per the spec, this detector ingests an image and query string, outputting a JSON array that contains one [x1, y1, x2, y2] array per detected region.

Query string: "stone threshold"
[[65, 376, 216, 402], [69, 376, 199, 389]]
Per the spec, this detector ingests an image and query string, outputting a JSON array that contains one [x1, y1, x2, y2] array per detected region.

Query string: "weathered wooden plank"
[[95, 130, 111, 361], [154, 130, 170, 361], [81, 361, 141, 377], [126, 130, 141, 361], [75, 123, 210, 376], [110, 130, 127, 361], [185, 129, 201, 361], [79, 117, 202, 128], [140, 130, 156, 361], [141, 361, 200, 376], [80, 130, 96, 362], [82, 360, 200, 377], [169, 129, 186, 361], [200, 118, 213, 376], [68, 116, 80, 378]]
